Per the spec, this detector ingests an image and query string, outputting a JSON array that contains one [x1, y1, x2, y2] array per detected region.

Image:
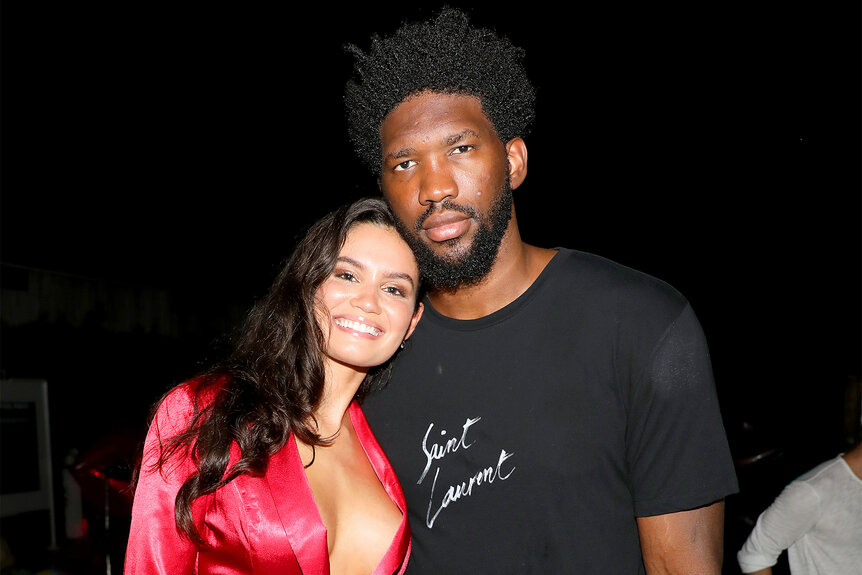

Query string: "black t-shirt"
[[363, 249, 738, 574]]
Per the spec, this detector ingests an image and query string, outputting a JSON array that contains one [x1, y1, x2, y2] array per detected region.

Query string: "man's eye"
[[451, 145, 473, 155], [393, 160, 416, 172]]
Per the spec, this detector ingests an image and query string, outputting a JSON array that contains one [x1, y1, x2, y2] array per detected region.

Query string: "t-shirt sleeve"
[[736, 481, 821, 572], [625, 303, 738, 517]]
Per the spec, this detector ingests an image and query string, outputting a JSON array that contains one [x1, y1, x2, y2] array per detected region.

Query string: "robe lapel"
[[350, 402, 412, 575], [263, 434, 330, 575], [253, 405, 410, 575]]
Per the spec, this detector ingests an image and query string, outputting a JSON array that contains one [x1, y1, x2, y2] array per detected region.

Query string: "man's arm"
[[636, 501, 725, 575]]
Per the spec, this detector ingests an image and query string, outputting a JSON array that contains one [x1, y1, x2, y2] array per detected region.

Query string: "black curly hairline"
[[344, 8, 536, 175]]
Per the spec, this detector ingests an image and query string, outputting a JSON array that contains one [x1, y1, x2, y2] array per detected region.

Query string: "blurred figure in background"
[[737, 439, 862, 574]]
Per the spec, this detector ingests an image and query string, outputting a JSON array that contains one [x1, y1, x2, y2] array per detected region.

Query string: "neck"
[[842, 442, 862, 480], [313, 360, 367, 438], [428, 215, 556, 319]]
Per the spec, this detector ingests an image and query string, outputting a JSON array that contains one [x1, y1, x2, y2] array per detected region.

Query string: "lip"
[[421, 211, 471, 243], [333, 315, 384, 337]]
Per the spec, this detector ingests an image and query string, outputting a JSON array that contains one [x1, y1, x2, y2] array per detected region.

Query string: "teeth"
[[334, 318, 381, 336]]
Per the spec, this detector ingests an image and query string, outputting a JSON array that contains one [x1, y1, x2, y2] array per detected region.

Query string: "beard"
[[393, 177, 514, 292]]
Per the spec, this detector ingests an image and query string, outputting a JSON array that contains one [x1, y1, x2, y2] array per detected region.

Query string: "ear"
[[403, 302, 424, 341], [505, 138, 528, 190]]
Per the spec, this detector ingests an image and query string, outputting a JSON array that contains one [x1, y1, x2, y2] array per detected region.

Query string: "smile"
[[334, 318, 382, 336]]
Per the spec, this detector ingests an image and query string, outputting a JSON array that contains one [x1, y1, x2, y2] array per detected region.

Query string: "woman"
[[125, 197, 424, 574]]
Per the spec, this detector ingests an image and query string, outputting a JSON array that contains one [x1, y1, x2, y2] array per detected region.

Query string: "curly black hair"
[[344, 7, 536, 175]]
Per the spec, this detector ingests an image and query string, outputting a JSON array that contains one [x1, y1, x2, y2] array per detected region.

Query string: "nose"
[[351, 284, 381, 314], [417, 160, 458, 206]]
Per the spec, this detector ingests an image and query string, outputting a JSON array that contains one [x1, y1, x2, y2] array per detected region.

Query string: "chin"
[[428, 238, 472, 260], [329, 348, 399, 371]]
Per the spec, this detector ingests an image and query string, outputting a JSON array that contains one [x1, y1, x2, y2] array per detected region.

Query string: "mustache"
[[415, 200, 477, 231]]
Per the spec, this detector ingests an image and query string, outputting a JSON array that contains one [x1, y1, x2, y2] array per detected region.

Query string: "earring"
[[400, 340, 406, 349]]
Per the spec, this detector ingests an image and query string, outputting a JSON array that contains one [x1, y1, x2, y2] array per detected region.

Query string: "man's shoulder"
[[549, 248, 689, 313]]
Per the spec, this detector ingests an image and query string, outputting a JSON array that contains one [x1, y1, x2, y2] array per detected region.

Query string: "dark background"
[[1, 2, 860, 573]]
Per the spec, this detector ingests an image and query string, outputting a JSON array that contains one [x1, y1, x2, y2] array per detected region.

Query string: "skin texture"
[[637, 502, 725, 574], [378, 90, 727, 573]]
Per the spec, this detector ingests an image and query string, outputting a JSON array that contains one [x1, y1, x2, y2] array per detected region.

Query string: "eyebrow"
[[336, 256, 416, 288], [385, 128, 482, 161], [445, 129, 480, 146]]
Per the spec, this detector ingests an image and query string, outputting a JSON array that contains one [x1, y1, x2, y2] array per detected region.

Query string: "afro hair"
[[344, 7, 536, 175]]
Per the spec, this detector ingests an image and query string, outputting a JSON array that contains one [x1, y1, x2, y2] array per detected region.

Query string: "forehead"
[[379, 91, 495, 150], [341, 223, 418, 274]]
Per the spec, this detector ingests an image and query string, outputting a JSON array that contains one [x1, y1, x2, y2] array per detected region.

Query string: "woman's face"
[[316, 223, 423, 370]]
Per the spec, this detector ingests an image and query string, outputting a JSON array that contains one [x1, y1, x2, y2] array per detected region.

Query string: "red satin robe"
[[125, 384, 411, 574]]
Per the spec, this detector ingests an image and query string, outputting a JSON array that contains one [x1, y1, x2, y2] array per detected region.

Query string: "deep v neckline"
[[283, 401, 410, 575]]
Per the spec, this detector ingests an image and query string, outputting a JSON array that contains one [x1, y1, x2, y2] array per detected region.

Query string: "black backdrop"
[[1, 2, 860, 572]]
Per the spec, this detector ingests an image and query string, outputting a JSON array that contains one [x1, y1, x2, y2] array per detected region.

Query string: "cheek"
[[314, 290, 331, 319], [317, 283, 350, 310], [314, 288, 342, 330], [387, 302, 417, 334], [313, 303, 331, 342], [380, 181, 400, 202], [459, 161, 499, 195], [382, 184, 416, 215]]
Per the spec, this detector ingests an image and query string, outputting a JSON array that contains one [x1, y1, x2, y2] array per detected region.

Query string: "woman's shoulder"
[[152, 374, 230, 435]]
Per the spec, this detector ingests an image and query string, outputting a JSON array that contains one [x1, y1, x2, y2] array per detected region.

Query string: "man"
[[737, 440, 862, 574], [346, 8, 738, 573]]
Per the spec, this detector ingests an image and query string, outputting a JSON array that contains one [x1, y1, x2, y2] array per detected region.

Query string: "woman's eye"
[[393, 160, 416, 172], [335, 271, 356, 282], [384, 285, 406, 297]]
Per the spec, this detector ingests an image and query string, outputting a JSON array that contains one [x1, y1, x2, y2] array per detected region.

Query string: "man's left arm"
[[637, 500, 725, 574]]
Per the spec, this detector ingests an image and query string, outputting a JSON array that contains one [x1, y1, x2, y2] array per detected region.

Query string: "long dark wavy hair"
[[143, 197, 419, 545]]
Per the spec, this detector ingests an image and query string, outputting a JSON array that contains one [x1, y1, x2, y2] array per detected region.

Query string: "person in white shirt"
[[737, 440, 862, 574]]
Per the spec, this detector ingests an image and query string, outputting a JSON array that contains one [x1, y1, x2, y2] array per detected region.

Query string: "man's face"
[[378, 91, 515, 290]]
